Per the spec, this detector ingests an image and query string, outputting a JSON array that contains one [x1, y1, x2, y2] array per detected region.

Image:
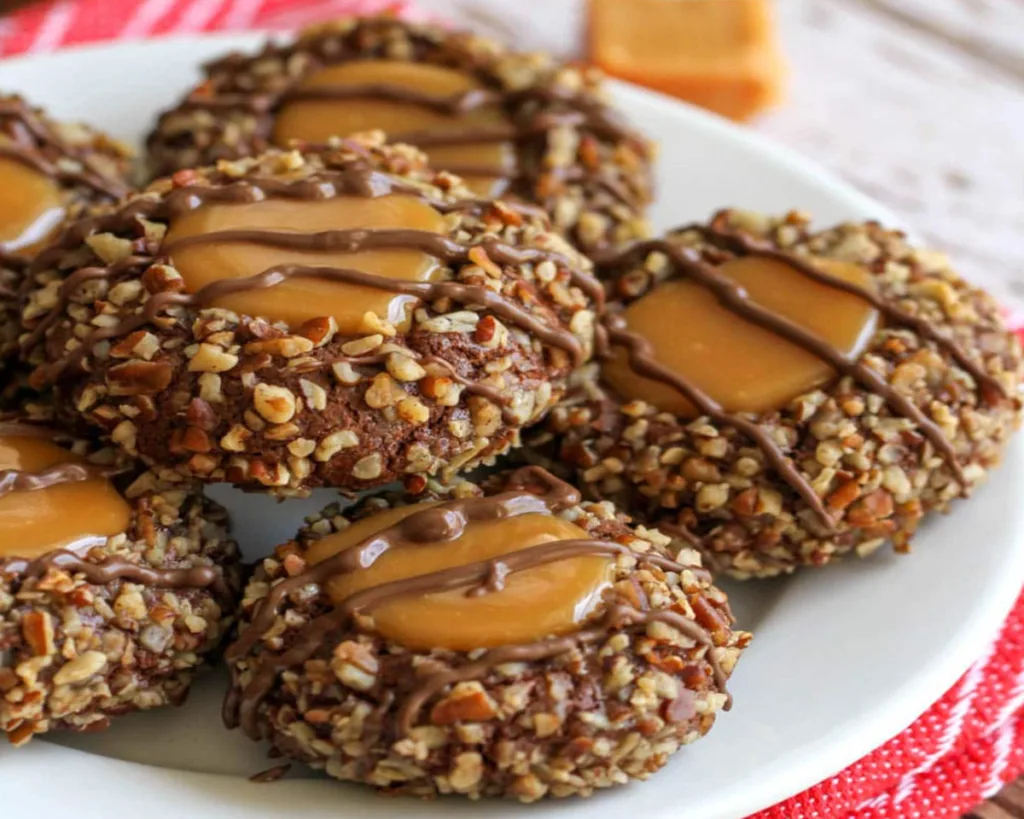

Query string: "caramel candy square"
[[587, 0, 785, 121]]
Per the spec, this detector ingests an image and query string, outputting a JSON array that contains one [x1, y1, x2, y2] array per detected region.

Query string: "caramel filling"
[[0, 435, 131, 559], [307, 505, 612, 651], [0, 149, 65, 256], [605, 256, 880, 415], [273, 60, 516, 197], [164, 194, 446, 333]]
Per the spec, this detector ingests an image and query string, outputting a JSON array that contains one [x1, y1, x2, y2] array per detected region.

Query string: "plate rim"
[[1, 32, 1021, 819]]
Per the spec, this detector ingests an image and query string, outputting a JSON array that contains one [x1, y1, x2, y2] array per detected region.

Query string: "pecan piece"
[[730, 488, 759, 517], [846, 488, 895, 527], [662, 690, 696, 724], [181, 426, 213, 453], [6, 721, 38, 747], [141, 264, 185, 294], [297, 316, 337, 347], [185, 397, 217, 431], [21, 611, 55, 657], [430, 690, 498, 725], [473, 315, 497, 344], [106, 360, 173, 396], [110, 330, 151, 359], [826, 479, 860, 511]]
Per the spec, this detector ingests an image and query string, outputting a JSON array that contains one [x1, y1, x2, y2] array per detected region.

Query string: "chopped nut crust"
[[20, 136, 599, 494], [226, 471, 747, 800], [0, 94, 133, 403], [537, 210, 1024, 578], [0, 432, 242, 745]]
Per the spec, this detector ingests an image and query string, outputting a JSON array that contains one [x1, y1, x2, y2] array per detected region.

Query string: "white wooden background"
[[411, 0, 1024, 319]]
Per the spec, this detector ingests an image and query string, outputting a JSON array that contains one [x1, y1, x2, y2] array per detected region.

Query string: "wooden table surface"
[[1, 0, 1022, 814]]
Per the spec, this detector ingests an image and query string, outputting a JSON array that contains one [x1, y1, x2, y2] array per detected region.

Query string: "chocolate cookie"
[[0, 95, 132, 394], [144, 16, 653, 256], [0, 420, 242, 745], [539, 210, 1023, 578], [224, 465, 747, 800], [20, 136, 599, 494]]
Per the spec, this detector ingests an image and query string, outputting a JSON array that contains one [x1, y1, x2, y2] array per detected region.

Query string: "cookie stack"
[[1, 15, 1020, 804]]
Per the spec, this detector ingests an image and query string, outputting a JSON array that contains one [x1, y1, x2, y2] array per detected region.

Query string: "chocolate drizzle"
[[0, 144, 125, 203], [417, 354, 518, 421], [707, 227, 1009, 404], [26, 161, 600, 386], [0, 97, 130, 201], [602, 315, 836, 526], [0, 461, 111, 500], [274, 84, 637, 151], [395, 602, 717, 734], [228, 466, 580, 662], [0, 423, 228, 598], [597, 228, 1006, 526], [155, 52, 649, 213], [0, 422, 125, 500], [223, 466, 727, 740], [0, 548, 227, 600], [283, 84, 499, 115]]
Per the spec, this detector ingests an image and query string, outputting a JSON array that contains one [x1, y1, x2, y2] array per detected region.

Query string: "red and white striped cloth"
[[3, 2, 1024, 816], [0, 0, 423, 56]]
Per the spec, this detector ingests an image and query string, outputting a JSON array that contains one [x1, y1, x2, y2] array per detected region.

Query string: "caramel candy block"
[[273, 60, 517, 199], [603, 254, 879, 416], [587, 0, 785, 121], [541, 210, 1024, 579], [164, 190, 448, 335], [225, 466, 749, 800], [310, 502, 610, 651], [0, 431, 131, 559], [0, 422, 242, 746]]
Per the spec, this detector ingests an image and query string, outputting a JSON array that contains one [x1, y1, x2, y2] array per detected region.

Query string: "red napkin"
[[758, 588, 1024, 818], [0, 0, 421, 55], [3, 2, 1024, 815]]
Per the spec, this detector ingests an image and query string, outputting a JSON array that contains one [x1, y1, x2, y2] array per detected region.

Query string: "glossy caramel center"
[[604, 255, 880, 415], [0, 434, 131, 559], [307, 505, 612, 651], [273, 60, 516, 197], [0, 149, 64, 256], [164, 194, 446, 334]]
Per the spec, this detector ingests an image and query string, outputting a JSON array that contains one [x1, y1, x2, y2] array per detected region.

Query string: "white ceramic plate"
[[2, 33, 1023, 819]]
